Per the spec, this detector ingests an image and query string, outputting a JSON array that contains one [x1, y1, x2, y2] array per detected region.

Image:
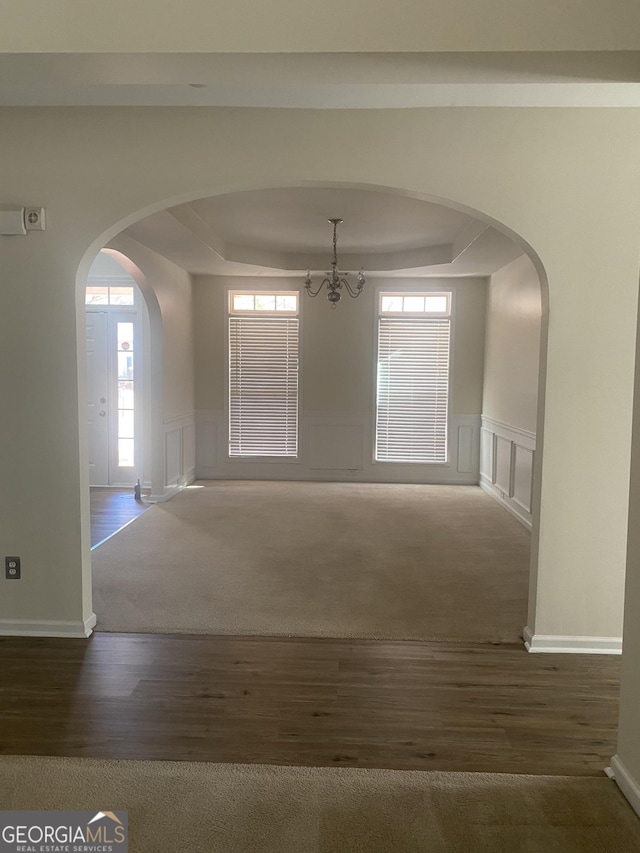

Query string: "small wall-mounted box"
[[0, 208, 27, 235], [25, 207, 46, 231], [0, 207, 46, 235]]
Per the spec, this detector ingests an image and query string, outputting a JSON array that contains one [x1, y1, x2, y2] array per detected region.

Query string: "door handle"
[[100, 397, 106, 404], [99, 411, 106, 417]]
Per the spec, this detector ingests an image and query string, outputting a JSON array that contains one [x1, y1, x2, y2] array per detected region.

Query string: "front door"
[[86, 310, 139, 486], [86, 311, 109, 485]]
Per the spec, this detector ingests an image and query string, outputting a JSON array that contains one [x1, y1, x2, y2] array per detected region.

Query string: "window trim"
[[85, 276, 138, 308], [378, 290, 451, 317], [229, 289, 299, 316]]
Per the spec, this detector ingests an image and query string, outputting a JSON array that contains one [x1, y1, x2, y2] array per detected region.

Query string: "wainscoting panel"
[[194, 410, 481, 485], [456, 425, 475, 474], [480, 416, 535, 530], [195, 409, 219, 477], [165, 429, 182, 488], [182, 422, 196, 482], [494, 436, 513, 495], [160, 413, 196, 497], [513, 444, 534, 513], [480, 426, 494, 480], [307, 416, 365, 470]]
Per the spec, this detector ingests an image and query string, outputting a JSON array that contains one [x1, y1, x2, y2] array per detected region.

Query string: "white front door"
[[86, 311, 109, 485], [86, 310, 140, 487]]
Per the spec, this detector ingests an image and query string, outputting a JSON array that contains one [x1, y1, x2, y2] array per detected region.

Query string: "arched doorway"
[[79, 183, 548, 647]]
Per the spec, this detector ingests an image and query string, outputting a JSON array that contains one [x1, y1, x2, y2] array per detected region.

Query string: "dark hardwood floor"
[[8, 492, 622, 777], [90, 487, 150, 548], [0, 632, 620, 776]]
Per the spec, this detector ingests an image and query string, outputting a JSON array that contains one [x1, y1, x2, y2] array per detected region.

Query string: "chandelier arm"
[[304, 281, 325, 297], [341, 278, 360, 298], [304, 269, 328, 297], [341, 272, 366, 298]]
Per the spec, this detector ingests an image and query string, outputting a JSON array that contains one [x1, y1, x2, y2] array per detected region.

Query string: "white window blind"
[[376, 317, 450, 463], [229, 315, 299, 457]]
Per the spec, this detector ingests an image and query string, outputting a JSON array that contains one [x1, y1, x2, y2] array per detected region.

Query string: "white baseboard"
[[0, 613, 96, 638], [523, 625, 622, 654], [609, 755, 640, 819], [480, 477, 532, 531]]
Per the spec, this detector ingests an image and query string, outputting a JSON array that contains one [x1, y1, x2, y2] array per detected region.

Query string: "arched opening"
[[78, 182, 549, 648]]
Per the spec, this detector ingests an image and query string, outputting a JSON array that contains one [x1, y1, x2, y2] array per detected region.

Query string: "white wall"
[[2, 0, 639, 51], [193, 275, 486, 483], [87, 250, 127, 279], [483, 254, 541, 432], [611, 286, 640, 815], [108, 240, 194, 421], [480, 254, 541, 530], [0, 106, 638, 656]]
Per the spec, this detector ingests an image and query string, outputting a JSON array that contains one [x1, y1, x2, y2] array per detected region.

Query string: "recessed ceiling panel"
[[121, 185, 521, 276], [183, 187, 475, 254]]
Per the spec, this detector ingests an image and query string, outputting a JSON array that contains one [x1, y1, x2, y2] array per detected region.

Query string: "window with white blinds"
[[228, 293, 299, 458], [375, 293, 451, 464]]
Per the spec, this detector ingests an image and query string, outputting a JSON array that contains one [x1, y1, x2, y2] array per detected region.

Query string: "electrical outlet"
[[5, 557, 20, 579]]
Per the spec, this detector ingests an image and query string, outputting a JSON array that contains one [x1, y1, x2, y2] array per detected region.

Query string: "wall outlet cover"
[[5, 556, 21, 579]]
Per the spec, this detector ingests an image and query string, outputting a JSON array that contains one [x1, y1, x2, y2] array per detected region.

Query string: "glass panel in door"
[[116, 321, 135, 470]]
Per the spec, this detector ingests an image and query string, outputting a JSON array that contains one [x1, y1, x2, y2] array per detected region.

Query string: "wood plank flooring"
[[0, 633, 620, 776], [90, 487, 149, 548]]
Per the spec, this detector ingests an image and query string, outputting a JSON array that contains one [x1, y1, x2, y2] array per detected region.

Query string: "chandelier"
[[304, 219, 366, 308]]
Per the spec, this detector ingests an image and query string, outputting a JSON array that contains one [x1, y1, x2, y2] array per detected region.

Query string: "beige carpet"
[[1, 756, 639, 853], [91, 482, 530, 641]]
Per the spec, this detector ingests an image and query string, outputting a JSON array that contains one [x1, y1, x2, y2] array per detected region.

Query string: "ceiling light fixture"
[[304, 219, 365, 308]]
